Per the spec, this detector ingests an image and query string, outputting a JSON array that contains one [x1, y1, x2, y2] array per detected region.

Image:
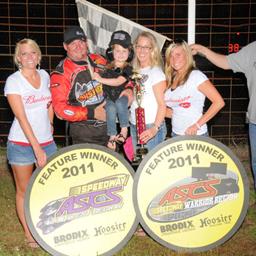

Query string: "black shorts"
[[69, 120, 108, 146]]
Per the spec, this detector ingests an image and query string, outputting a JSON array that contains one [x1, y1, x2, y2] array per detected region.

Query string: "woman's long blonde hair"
[[133, 31, 163, 70], [14, 38, 42, 68], [165, 40, 195, 89]]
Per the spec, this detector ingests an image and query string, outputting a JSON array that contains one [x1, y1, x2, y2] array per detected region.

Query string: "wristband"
[[198, 52, 206, 58], [125, 86, 133, 91], [125, 80, 134, 90], [153, 123, 160, 131], [195, 122, 201, 129]]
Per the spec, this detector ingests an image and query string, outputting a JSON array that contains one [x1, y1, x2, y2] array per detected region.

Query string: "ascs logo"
[[134, 136, 249, 252]]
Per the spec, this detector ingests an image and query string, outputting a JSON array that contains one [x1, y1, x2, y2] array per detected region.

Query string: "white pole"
[[188, 0, 196, 44]]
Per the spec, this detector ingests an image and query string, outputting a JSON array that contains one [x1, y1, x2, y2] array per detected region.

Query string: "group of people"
[[4, 25, 255, 247]]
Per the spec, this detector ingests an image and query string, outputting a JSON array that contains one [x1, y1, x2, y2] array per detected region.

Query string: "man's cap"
[[109, 30, 132, 48], [64, 26, 87, 44]]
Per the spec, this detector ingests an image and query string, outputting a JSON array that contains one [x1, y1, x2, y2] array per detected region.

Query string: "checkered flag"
[[76, 0, 171, 56]]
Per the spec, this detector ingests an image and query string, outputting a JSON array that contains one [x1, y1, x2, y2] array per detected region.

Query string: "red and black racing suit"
[[50, 54, 109, 145]]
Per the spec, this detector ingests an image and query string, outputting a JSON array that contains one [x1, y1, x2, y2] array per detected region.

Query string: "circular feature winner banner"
[[134, 136, 249, 252], [25, 144, 138, 256]]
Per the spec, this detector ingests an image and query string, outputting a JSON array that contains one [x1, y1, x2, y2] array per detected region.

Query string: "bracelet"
[[195, 122, 201, 129], [125, 86, 133, 90], [50, 122, 54, 126], [153, 123, 160, 131], [198, 52, 206, 58]]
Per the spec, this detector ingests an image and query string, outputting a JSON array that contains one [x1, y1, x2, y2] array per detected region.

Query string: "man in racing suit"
[[50, 26, 133, 145]]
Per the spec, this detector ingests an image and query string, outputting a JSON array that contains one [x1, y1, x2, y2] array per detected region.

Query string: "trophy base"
[[132, 146, 149, 167], [136, 147, 149, 156]]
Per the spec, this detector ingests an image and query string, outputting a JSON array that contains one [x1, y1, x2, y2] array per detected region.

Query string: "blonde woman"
[[4, 38, 57, 248], [164, 39, 225, 136], [130, 31, 167, 153]]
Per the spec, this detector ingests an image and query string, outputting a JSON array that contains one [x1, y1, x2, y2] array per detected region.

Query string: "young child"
[[93, 30, 134, 150]]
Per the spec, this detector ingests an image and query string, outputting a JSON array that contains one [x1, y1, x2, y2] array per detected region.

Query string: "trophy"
[[131, 72, 148, 164]]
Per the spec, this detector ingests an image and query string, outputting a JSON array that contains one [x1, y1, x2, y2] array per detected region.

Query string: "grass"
[[0, 143, 256, 256]]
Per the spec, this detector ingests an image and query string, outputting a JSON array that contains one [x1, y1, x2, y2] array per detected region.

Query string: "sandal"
[[107, 139, 116, 150], [116, 133, 127, 144], [27, 241, 40, 249], [134, 228, 146, 237]]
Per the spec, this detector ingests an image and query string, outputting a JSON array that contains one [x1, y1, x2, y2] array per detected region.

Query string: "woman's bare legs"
[[11, 164, 37, 245]]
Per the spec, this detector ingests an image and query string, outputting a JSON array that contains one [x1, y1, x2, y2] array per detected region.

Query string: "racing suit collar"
[[67, 56, 87, 65]]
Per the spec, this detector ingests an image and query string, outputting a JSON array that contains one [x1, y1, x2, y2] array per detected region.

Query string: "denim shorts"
[[7, 141, 57, 166]]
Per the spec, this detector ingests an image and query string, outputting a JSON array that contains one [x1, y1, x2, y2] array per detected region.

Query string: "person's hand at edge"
[[94, 101, 106, 121]]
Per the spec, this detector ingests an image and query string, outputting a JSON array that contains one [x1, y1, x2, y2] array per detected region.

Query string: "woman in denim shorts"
[[4, 38, 57, 248]]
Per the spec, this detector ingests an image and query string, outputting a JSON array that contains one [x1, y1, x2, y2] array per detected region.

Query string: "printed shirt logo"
[[69, 69, 104, 107], [141, 74, 148, 84], [179, 102, 191, 108], [76, 31, 84, 36], [165, 95, 191, 108], [23, 95, 51, 104], [64, 110, 74, 116], [75, 80, 104, 106]]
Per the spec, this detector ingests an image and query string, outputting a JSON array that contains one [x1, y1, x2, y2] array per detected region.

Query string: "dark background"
[[0, 0, 255, 146]]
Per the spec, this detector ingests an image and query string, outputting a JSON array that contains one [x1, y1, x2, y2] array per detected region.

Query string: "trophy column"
[[132, 74, 148, 164]]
